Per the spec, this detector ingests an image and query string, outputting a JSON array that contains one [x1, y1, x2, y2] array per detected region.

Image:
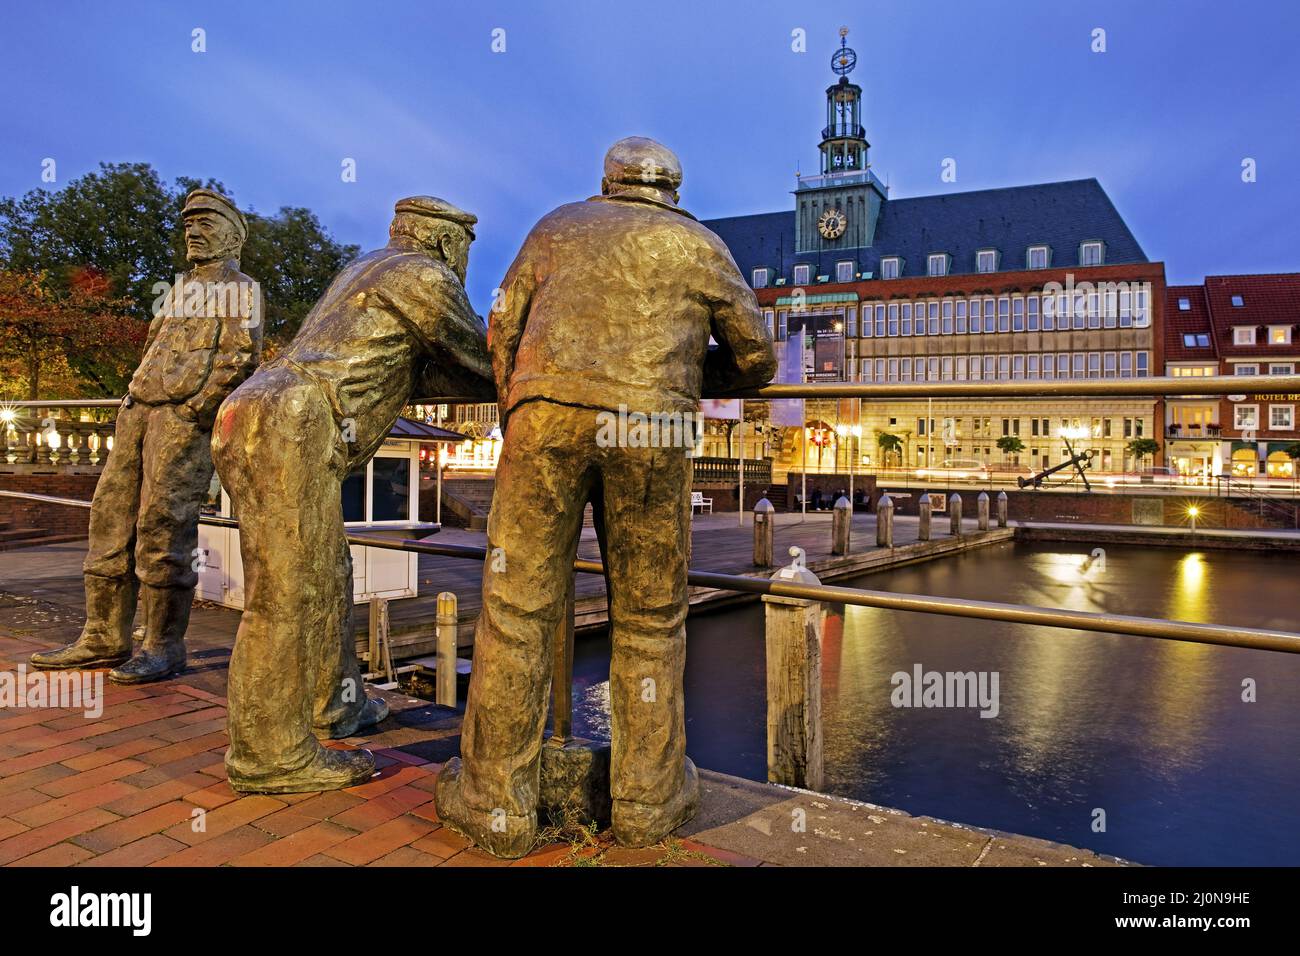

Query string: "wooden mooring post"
[[435, 591, 458, 707], [753, 497, 774, 567], [763, 547, 824, 791], [831, 495, 851, 554]]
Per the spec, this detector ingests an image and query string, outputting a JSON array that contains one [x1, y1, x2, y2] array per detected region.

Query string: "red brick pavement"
[[0, 631, 749, 868]]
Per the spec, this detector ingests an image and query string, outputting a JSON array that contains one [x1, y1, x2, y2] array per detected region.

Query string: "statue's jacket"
[[276, 243, 492, 467], [491, 192, 777, 419], [129, 259, 262, 425]]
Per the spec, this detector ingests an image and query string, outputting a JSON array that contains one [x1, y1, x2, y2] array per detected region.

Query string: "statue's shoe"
[[611, 756, 701, 848], [227, 746, 376, 795], [109, 649, 186, 685], [313, 695, 391, 740], [29, 641, 129, 671], [434, 757, 537, 859]]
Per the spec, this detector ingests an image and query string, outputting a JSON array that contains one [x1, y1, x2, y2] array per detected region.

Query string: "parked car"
[[915, 459, 990, 481]]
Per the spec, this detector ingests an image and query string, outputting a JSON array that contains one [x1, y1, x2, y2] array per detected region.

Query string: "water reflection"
[[571, 541, 1300, 865]]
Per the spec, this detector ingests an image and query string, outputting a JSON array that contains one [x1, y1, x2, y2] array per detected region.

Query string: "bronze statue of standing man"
[[212, 197, 492, 793], [436, 137, 776, 856], [31, 189, 262, 684]]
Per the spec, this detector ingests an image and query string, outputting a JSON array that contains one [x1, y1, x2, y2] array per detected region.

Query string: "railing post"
[[753, 497, 774, 567], [763, 547, 824, 791], [435, 591, 458, 707], [949, 492, 963, 536], [550, 574, 576, 743], [997, 491, 1008, 528], [917, 492, 931, 541], [876, 493, 894, 548], [831, 495, 851, 554], [367, 596, 391, 682], [977, 491, 990, 531]]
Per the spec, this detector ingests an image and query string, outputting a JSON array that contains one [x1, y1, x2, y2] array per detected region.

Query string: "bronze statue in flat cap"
[[31, 188, 262, 685], [435, 137, 776, 856], [211, 196, 492, 793]]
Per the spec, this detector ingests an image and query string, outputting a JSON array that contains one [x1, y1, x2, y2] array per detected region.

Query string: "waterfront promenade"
[[0, 531, 1126, 867]]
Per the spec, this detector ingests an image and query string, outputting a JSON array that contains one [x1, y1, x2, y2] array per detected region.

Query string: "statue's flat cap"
[[604, 137, 683, 191], [394, 196, 477, 237], [182, 189, 248, 240]]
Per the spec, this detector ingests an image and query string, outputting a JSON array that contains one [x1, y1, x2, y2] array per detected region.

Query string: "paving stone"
[[324, 814, 436, 866], [77, 833, 187, 866], [161, 794, 287, 846], [10, 780, 138, 828], [73, 800, 195, 853], [35, 758, 150, 798], [148, 824, 274, 867], [410, 826, 471, 860], [8, 841, 97, 866], [0, 808, 119, 865], [229, 821, 354, 866]]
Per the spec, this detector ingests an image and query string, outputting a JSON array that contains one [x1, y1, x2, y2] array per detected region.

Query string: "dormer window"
[[976, 249, 998, 274], [1027, 245, 1050, 270], [793, 264, 811, 286], [880, 257, 901, 280], [1178, 297, 1191, 311], [1079, 241, 1104, 266], [927, 253, 949, 277], [1269, 325, 1293, 345], [1234, 326, 1256, 345], [752, 267, 770, 289], [836, 260, 855, 283]]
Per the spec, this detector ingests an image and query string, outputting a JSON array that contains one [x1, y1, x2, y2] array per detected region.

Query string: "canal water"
[[569, 540, 1300, 866]]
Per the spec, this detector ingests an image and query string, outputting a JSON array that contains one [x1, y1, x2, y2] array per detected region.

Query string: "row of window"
[[1168, 362, 1297, 376], [1181, 327, 1294, 347], [1234, 404, 1294, 430], [753, 242, 1106, 288], [767, 291, 1152, 340], [855, 351, 1151, 382], [916, 416, 1146, 440], [1177, 294, 1250, 310]]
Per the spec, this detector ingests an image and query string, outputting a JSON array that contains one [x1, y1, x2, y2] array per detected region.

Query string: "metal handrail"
[[5, 373, 1300, 407], [5, 489, 1300, 655]]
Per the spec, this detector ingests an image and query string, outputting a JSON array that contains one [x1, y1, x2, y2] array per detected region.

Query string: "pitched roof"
[[1164, 284, 1217, 362], [703, 179, 1147, 281], [1203, 273, 1300, 360]]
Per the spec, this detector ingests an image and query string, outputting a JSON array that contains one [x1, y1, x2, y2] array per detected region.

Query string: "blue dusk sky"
[[2, 0, 1297, 309]]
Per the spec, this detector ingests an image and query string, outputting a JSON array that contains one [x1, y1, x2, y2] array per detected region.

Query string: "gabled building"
[[1165, 274, 1300, 480], [702, 29, 1165, 478]]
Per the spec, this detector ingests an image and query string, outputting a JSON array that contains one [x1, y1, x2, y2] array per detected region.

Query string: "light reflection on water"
[[570, 541, 1300, 865]]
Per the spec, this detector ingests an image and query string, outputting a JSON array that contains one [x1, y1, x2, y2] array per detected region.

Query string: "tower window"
[[976, 250, 997, 273], [752, 267, 770, 289], [793, 264, 811, 286], [836, 261, 855, 283], [1080, 241, 1104, 266], [1027, 245, 1050, 270], [880, 257, 901, 280], [927, 254, 948, 277]]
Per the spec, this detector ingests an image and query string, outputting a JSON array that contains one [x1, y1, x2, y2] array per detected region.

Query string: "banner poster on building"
[[700, 399, 741, 420], [811, 327, 844, 381], [770, 328, 806, 428]]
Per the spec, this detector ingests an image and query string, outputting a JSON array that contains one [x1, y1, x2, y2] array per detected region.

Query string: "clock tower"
[[794, 28, 888, 260]]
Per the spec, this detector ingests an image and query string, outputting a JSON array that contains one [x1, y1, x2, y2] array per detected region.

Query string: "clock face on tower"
[[818, 207, 847, 240]]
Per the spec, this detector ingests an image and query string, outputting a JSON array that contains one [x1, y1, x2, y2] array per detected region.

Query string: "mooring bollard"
[[949, 492, 963, 536], [832, 495, 852, 554], [876, 494, 894, 548], [763, 546, 824, 791], [753, 497, 775, 567], [918, 492, 932, 541], [997, 490, 1008, 528], [978, 491, 990, 531], [435, 591, 458, 707]]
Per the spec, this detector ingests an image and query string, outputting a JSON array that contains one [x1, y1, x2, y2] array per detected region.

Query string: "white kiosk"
[[196, 417, 462, 610]]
